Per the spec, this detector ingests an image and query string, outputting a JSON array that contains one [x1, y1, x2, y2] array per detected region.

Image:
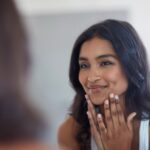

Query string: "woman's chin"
[[89, 95, 106, 105], [86, 90, 110, 105]]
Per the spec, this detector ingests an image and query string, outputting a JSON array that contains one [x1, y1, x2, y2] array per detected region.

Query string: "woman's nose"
[[87, 69, 101, 83]]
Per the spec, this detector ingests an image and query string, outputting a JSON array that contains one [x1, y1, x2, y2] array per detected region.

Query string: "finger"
[[109, 93, 119, 130], [97, 114, 108, 150], [104, 99, 113, 136], [115, 95, 126, 125], [127, 112, 137, 132], [87, 111, 101, 141], [87, 111, 104, 149], [85, 95, 97, 124], [97, 114, 107, 137]]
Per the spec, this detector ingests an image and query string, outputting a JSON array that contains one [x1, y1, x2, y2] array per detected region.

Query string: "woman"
[[58, 19, 150, 150]]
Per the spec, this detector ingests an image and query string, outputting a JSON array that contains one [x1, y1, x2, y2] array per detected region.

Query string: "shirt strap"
[[139, 120, 149, 150]]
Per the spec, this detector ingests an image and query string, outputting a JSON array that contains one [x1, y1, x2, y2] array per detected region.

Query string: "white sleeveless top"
[[139, 120, 149, 150], [91, 120, 149, 150]]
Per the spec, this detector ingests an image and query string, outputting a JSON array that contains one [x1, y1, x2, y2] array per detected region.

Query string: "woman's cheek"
[[104, 71, 117, 82]]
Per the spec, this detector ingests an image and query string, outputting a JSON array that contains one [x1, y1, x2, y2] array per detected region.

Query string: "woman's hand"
[[86, 93, 136, 150]]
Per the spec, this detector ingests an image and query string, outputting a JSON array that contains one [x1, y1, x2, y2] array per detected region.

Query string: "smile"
[[87, 85, 107, 94]]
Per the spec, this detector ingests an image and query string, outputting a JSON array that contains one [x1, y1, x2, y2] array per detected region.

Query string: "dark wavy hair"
[[69, 19, 150, 149], [0, 0, 45, 142]]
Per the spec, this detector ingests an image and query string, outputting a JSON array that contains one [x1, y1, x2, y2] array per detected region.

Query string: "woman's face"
[[78, 37, 128, 105]]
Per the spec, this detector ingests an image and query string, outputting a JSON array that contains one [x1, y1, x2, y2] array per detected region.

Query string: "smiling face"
[[78, 37, 128, 105]]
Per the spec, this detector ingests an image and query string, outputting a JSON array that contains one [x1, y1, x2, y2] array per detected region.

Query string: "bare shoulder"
[[57, 116, 80, 150]]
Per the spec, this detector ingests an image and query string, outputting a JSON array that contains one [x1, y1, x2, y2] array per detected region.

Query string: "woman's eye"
[[79, 63, 89, 69], [100, 61, 113, 66]]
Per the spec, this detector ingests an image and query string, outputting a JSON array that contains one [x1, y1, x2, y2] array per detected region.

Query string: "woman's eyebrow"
[[79, 54, 117, 61], [96, 54, 117, 59], [79, 57, 88, 61]]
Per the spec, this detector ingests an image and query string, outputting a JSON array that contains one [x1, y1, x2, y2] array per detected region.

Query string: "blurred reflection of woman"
[[0, 0, 52, 149]]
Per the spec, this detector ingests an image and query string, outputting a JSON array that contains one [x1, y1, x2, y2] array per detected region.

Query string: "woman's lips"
[[89, 88, 101, 94], [87, 85, 107, 94]]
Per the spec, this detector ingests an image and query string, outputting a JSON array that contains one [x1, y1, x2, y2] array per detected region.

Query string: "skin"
[[58, 116, 81, 150], [78, 37, 128, 106], [86, 93, 136, 150]]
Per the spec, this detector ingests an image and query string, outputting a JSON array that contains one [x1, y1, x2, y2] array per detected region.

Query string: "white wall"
[[15, 0, 150, 52]]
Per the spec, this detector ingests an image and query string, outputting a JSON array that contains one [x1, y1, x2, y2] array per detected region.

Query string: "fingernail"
[[87, 111, 91, 118], [105, 99, 109, 105], [110, 93, 114, 98], [97, 113, 102, 119], [115, 95, 119, 101], [86, 111, 89, 116], [85, 94, 88, 100], [133, 112, 137, 116], [129, 112, 137, 121]]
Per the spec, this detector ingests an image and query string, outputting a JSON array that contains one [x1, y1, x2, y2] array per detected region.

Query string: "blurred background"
[[14, 0, 150, 145]]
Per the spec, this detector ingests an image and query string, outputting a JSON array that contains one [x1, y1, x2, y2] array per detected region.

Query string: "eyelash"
[[79, 63, 90, 69], [79, 61, 113, 70], [99, 61, 113, 66]]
